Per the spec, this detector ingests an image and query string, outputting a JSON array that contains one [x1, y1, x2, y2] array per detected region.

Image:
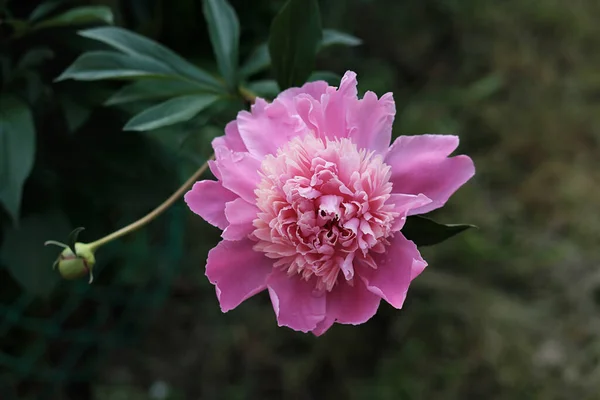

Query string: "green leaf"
[[104, 79, 207, 105], [240, 43, 270, 78], [56, 51, 178, 81], [67, 227, 85, 254], [268, 0, 323, 90], [309, 71, 341, 85], [59, 95, 92, 132], [33, 6, 114, 30], [245, 80, 280, 99], [402, 216, 476, 247], [321, 29, 362, 48], [0, 211, 71, 297], [78, 27, 224, 91], [123, 94, 219, 131], [0, 95, 36, 224], [202, 0, 240, 89], [15, 48, 54, 72], [29, 0, 66, 22]]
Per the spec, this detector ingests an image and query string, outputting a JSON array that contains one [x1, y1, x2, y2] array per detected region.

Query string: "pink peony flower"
[[185, 71, 474, 335]]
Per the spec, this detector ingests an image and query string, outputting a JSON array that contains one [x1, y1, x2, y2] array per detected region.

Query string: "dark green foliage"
[[402, 216, 476, 247], [268, 0, 322, 90]]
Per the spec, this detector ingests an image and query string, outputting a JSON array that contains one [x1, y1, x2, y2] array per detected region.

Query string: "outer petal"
[[278, 80, 329, 104], [293, 94, 325, 135], [237, 98, 306, 157], [388, 193, 432, 231], [212, 120, 247, 153], [312, 278, 381, 336], [222, 198, 259, 240], [206, 239, 273, 312], [319, 71, 358, 140], [385, 135, 475, 214], [212, 148, 262, 204], [184, 180, 238, 229], [267, 270, 326, 333], [359, 233, 426, 309], [347, 91, 395, 154]]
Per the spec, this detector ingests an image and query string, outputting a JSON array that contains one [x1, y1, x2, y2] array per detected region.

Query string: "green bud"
[[46, 240, 96, 284], [58, 243, 96, 283]]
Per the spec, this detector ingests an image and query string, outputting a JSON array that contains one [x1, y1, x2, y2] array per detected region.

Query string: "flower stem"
[[239, 86, 257, 104], [88, 155, 214, 251]]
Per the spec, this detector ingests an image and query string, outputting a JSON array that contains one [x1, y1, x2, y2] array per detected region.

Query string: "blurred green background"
[[1, 0, 599, 399]]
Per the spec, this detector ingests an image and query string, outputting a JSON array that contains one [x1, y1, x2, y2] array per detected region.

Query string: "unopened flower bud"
[[56, 242, 96, 283], [46, 234, 96, 283]]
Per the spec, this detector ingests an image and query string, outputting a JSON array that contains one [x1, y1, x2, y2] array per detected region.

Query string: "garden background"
[[1, 0, 599, 399]]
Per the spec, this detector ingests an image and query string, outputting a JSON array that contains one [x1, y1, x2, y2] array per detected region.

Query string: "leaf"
[[268, 0, 323, 90], [104, 79, 206, 105], [67, 227, 85, 254], [245, 80, 280, 99], [33, 6, 114, 29], [321, 29, 362, 48], [15, 48, 55, 71], [59, 95, 92, 132], [0, 95, 36, 224], [56, 51, 178, 81], [240, 43, 270, 78], [0, 211, 71, 297], [123, 94, 219, 131], [241, 31, 356, 80], [78, 27, 224, 91], [309, 71, 341, 85], [202, 0, 240, 89], [28, 0, 66, 22], [402, 216, 476, 247]]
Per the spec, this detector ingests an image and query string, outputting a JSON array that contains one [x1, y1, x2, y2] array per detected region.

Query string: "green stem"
[[88, 155, 214, 251], [239, 86, 257, 104]]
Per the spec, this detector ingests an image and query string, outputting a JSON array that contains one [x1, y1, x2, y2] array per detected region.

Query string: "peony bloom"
[[185, 71, 474, 335]]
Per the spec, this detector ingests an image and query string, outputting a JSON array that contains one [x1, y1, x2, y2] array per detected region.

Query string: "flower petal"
[[347, 91, 395, 154], [278, 80, 329, 104], [388, 193, 432, 231], [359, 233, 426, 309], [212, 120, 247, 153], [318, 71, 358, 141], [184, 180, 238, 229], [212, 148, 262, 204], [206, 239, 273, 312], [385, 135, 475, 214], [267, 270, 326, 333], [237, 98, 306, 157], [222, 198, 259, 240], [312, 278, 381, 336]]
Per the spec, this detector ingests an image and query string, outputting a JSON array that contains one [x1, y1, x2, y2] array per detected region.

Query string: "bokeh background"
[[1, 0, 599, 399]]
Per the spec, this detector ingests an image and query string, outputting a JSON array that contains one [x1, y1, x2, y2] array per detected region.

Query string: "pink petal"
[[206, 239, 273, 312], [359, 233, 426, 309], [278, 80, 330, 104], [184, 180, 238, 229], [347, 91, 395, 154], [388, 193, 432, 231], [212, 148, 262, 204], [293, 94, 325, 135], [319, 71, 358, 140], [212, 121, 247, 153], [237, 98, 306, 157], [312, 278, 381, 336], [222, 198, 259, 240], [267, 270, 326, 333], [385, 135, 475, 214]]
